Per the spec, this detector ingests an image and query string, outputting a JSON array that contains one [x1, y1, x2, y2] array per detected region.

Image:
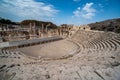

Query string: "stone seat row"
[[0, 50, 22, 59], [71, 30, 120, 53]]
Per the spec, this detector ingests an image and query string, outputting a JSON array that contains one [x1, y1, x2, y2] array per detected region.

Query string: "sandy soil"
[[14, 40, 78, 58]]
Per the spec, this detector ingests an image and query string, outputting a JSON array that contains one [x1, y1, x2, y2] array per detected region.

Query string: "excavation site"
[[0, 0, 120, 80], [0, 26, 120, 80]]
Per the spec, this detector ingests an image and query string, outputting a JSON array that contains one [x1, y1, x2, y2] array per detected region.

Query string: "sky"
[[0, 0, 120, 25]]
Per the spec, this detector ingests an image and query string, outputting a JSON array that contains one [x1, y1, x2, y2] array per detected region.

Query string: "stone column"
[[41, 24, 44, 38], [7, 25, 9, 31], [30, 23, 32, 30], [33, 22, 36, 39], [46, 26, 48, 33], [42, 24, 44, 32], [38, 28, 41, 37]]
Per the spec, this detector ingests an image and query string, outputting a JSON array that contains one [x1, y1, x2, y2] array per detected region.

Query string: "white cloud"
[[73, 7, 81, 17], [82, 12, 95, 19], [83, 3, 96, 13], [73, 0, 81, 2], [73, 2, 96, 19], [0, 0, 58, 20], [77, 7, 81, 10]]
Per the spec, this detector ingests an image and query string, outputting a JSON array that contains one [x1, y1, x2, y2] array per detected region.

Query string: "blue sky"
[[0, 0, 120, 25]]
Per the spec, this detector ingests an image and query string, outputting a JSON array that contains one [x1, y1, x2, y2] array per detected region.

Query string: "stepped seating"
[[71, 30, 120, 53], [0, 30, 120, 80], [0, 50, 22, 59]]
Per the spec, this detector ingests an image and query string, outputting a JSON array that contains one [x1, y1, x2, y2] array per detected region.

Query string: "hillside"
[[88, 18, 120, 33], [0, 17, 58, 29], [0, 17, 17, 25]]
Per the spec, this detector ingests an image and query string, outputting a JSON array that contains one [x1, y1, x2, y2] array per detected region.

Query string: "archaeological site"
[[0, 0, 120, 80], [0, 18, 120, 80]]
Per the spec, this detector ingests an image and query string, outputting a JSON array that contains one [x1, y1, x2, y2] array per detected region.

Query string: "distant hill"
[[0, 17, 58, 29], [21, 20, 57, 29], [0, 17, 17, 25], [88, 18, 120, 33]]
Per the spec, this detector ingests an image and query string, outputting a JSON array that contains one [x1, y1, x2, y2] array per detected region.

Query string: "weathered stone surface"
[[0, 30, 120, 80]]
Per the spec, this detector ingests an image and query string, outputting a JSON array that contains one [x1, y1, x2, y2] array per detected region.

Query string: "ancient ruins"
[[0, 21, 120, 80]]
